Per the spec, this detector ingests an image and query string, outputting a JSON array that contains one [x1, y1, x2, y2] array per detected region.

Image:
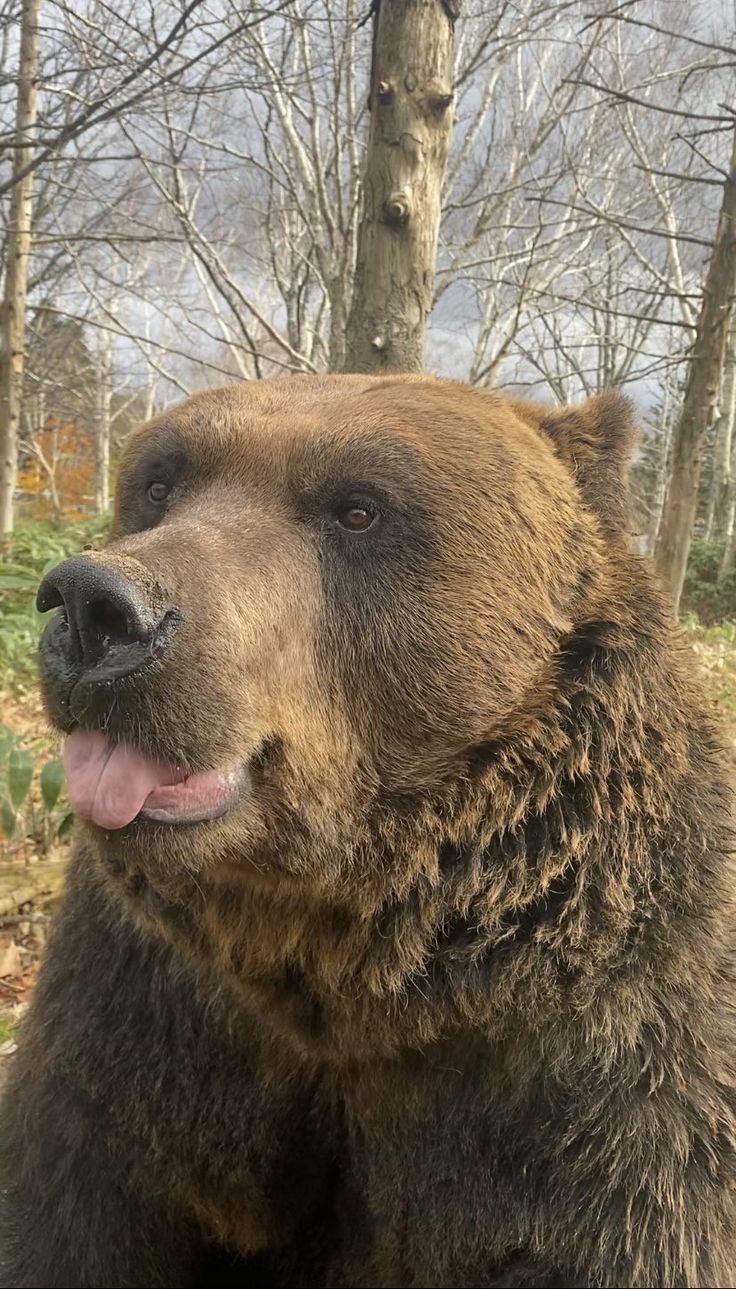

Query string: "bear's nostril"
[[89, 597, 132, 644], [36, 581, 64, 614]]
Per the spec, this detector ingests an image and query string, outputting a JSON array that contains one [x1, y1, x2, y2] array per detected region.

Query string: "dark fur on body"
[[0, 376, 734, 1287]]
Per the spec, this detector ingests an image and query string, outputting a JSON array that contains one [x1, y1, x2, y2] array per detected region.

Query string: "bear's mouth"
[[63, 730, 251, 830]]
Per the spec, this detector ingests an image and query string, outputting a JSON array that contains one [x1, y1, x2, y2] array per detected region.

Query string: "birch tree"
[[655, 126, 736, 611], [705, 325, 736, 542], [0, 0, 40, 534]]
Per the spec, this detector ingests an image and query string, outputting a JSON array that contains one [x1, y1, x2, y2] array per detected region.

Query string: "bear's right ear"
[[538, 391, 638, 539]]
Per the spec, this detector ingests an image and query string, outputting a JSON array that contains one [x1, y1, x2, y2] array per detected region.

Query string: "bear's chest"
[[335, 1052, 545, 1287]]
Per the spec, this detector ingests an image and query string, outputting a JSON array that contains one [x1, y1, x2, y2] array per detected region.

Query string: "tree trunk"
[[649, 410, 674, 556], [0, 0, 41, 535], [718, 331, 736, 581], [705, 324, 736, 543], [654, 125, 736, 613], [46, 422, 61, 524], [328, 280, 349, 374], [94, 329, 113, 513], [719, 495, 736, 581], [341, 0, 459, 375]]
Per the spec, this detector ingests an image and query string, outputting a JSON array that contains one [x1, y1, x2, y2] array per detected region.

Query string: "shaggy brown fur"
[[0, 375, 734, 1288]]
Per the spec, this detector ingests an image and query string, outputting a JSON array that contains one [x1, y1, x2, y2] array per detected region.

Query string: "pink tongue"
[[63, 731, 186, 830]]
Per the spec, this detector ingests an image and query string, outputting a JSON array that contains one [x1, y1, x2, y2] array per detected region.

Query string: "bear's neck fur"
[[100, 557, 732, 1067]]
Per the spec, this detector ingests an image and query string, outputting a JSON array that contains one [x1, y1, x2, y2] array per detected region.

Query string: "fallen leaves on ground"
[[0, 890, 54, 1066]]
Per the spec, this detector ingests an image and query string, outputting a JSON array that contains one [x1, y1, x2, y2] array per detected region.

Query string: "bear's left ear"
[[539, 391, 638, 538]]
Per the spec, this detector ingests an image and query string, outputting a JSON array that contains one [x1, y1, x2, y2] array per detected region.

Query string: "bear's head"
[[37, 375, 639, 919]]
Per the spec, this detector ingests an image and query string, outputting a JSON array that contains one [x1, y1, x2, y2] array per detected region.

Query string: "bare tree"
[[716, 326, 736, 578], [655, 126, 736, 612], [342, 0, 460, 373], [0, 0, 296, 531], [93, 324, 112, 513], [705, 323, 736, 541], [1, 0, 733, 582], [0, 0, 40, 534]]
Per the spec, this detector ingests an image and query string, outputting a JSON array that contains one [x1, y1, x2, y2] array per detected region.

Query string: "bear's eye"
[[335, 503, 378, 533], [147, 481, 169, 505]]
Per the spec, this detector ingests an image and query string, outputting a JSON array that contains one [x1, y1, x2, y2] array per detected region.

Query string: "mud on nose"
[[37, 554, 180, 678]]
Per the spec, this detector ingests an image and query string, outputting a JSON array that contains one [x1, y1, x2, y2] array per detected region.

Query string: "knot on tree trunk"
[[384, 191, 412, 226]]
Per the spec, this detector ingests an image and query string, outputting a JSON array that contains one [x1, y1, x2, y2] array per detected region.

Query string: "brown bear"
[[0, 374, 734, 1288]]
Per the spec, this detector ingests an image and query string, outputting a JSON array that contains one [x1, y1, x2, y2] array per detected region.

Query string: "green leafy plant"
[[681, 539, 736, 626], [0, 1016, 16, 1045], [0, 722, 72, 857], [0, 562, 38, 592]]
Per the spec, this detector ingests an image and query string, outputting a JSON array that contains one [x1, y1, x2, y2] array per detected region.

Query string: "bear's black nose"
[[37, 555, 179, 681]]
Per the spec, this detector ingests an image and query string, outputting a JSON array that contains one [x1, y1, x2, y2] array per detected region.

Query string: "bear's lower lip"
[[139, 766, 250, 826]]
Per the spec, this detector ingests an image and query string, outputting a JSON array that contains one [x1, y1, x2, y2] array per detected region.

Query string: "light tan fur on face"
[[76, 375, 638, 1054]]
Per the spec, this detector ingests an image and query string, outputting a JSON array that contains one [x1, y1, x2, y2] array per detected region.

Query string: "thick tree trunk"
[[654, 125, 736, 613], [94, 329, 112, 513], [0, 0, 40, 535], [341, 0, 459, 375]]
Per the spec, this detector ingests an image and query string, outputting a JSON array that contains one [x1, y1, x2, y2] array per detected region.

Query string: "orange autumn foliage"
[[17, 418, 96, 521]]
